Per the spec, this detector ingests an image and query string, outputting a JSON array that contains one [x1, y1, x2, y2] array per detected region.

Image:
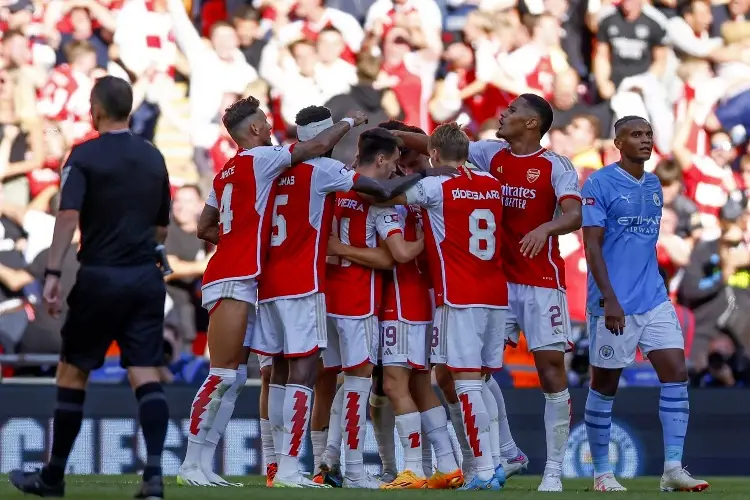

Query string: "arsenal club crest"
[[526, 168, 540, 183]]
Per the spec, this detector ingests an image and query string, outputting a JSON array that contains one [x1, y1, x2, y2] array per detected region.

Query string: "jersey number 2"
[[468, 208, 496, 261], [271, 195, 289, 247], [220, 183, 234, 234]]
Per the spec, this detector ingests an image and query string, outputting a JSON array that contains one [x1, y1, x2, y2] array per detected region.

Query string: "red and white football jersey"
[[259, 157, 357, 302], [405, 169, 507, 309], [202, 145, 294, 288], [502, 44, 561, 101], [327, 192, 403, 319], [381, 204, 432, 324], [468, 141, 581, 290], [682, 155, 731, 223], [38, 64, 94, 143]]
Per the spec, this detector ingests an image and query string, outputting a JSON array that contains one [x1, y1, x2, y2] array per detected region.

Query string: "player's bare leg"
[[435, 364, 474, 480], [341, 362, 378, 488], [273, 351, 329, 488], [310, 359, 336, 473], [380, 364, 427, 489], [452, 370, 503, 490], [410, 369, 463, 489], [370, 363, 397, 482], [532, 348, 570, 492], [259, 363, 276, 487], [179, 299, 249, 487]]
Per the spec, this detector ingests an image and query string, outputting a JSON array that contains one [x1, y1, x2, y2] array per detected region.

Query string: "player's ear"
[[526, 116, 538, 131]]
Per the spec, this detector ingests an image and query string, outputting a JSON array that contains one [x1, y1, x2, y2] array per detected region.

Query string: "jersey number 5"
[[468, 208, 496, 261], [331, 216, 352, 267], [271, 195, 289, 247], [219, 183, 234, 234]]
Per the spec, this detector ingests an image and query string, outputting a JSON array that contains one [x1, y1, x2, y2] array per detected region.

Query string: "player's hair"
[[677, 0, 710, 18], [358, 128, 402, 165], [573, 113, 601, 138], [91, 76, 133, 121], [64, 39, 96, 63], [222, 95, 261, 135], [519, 93, 554, 137], [319, 26, 343, 38], [177, 183, 202, 198], [355, 50, 382, 84], [1, 28, 24, 42], [653, 159, 683, 185], [295, 106, 332, 126], [613, 115, 648, 136], [428, 123, 469, 163]]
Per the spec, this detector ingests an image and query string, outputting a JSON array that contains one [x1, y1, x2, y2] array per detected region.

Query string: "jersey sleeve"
[[249, 144, 294, 182], [59, 147, 87, 211], [312, 157, 356, 194], [581, 177, 607, 228], [550, 155, 582, 203], [467, 140, 507, 172], [206, 187, 218, 208], [371, 206, 403, 239], [405, 176, 443, 208]]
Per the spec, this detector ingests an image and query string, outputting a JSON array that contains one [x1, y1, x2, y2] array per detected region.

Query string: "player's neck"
[[617, 159, 645, 180], [95, 120, 130, 134], [235, 137, 260, 151], [507, 137, 543, 157], [433, 159, 463, 168]]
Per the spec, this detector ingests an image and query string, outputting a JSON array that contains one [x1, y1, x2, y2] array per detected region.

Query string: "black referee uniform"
[[59, 130, 171, 370]]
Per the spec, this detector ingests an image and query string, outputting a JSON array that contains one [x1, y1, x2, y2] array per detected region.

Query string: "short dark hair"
[[378, 120, 409, 132], [222, 96, 261, 133], [177, 183, 202, 198], [614, 115, 648, 135], [358, 128, 402, 165], [91, 76, 133, 121], [2, 28, 24, 41], [519, 93, 554, 137], [653, 159, 683, 185], [296, 106, 332, 126], [232, 4, 261, 22]]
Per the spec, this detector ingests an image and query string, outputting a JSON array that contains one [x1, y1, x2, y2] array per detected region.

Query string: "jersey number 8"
[[468, 208, 496, 261]]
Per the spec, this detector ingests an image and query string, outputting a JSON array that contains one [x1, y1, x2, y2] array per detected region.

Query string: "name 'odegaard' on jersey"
[[450, 188, 501, 200]]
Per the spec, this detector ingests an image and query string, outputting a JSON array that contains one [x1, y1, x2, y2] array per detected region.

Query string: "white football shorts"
[[433, 305, 506, 372], [250, 293, 328, 357], [506, 283, 570, 352], [380, 320, 430, 370], [588, 300, 684, 369], [328, 315, 379, 370]]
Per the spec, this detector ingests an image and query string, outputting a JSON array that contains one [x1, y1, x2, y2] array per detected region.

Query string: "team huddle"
[[173, 93, 710, 492]]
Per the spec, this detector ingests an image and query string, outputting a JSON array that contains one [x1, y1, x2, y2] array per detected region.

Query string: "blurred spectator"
[[595, 0, 672, 151], [165, 184, 212, 349], [654, 159, 702, 242], [327, 47, 403, 165], [231, 4, 266, 69], [48, 0, 116, 68], [695, 333, 750, 387], [566, 113, 603, 174]]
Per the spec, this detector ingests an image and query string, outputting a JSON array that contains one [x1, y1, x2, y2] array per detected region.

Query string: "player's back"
[[260, 157, 352, 300], [420, 169, 506, 308], [203, 146, 292, 287]]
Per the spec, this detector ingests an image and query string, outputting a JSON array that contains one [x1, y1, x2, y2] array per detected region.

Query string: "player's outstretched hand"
[[426, 166, 460, 177], [603, 298, 626, 335], [520, 224, 550, 259], [346, 110, 368, 127]]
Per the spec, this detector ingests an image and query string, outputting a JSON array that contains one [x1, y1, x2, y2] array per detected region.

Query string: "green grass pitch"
[[1, 475, 747, 499]]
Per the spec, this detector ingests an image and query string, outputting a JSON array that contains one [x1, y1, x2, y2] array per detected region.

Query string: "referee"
[[10, 76, 172, 499]]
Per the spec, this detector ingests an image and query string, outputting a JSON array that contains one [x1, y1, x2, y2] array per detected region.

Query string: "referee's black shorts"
[[61, 263, 166, 371]]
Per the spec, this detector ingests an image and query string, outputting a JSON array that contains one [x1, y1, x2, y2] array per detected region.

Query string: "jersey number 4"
[[468, 208, 496, 261], [220, 183, 234, 234]]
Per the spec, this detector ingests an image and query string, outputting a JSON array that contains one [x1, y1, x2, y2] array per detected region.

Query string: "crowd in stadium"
[[0, 0, 748, 387]]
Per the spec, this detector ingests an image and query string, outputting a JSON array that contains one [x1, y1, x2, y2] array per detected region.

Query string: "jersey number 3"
[[468, 208, 496, 261], [220, 183, 234, 234]]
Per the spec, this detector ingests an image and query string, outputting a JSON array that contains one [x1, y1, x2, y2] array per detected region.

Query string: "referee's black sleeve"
[[60, 147, 87, 211], [157, 163, 171, 227]]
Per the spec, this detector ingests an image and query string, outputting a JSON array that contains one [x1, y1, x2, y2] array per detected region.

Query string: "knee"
[[435, 366, 457, 402], [270, 357, 288, 384], [534, 349, 567, 393], [382, 370, 408, 401], [260, 366, 272, 385]]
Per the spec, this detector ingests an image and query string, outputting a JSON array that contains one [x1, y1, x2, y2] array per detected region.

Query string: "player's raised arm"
[[581, 178, 624, 334], [390, 130, 429, 156], [352, 166, 458, 202], [291, 111, 369, 165]]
